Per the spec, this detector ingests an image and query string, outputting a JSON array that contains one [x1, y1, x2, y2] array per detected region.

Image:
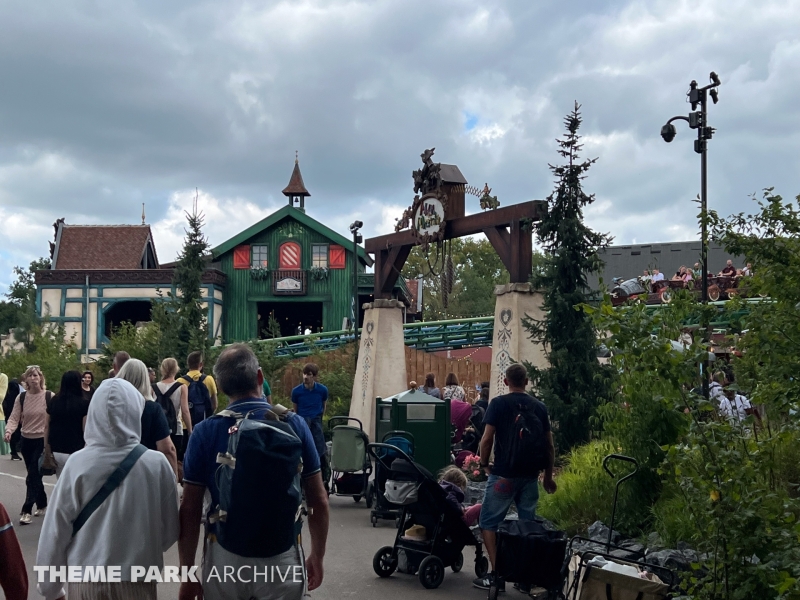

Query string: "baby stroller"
[[368, 431, 415, 527], [561, 455, 677, 600], [327, 417, 372, 504], [368, 442, 489, 589]]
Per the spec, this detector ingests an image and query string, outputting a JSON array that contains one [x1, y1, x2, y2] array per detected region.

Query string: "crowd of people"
[[0, 345, 330, 600]]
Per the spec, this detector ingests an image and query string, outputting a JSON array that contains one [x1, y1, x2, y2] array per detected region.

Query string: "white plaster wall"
[[41, 289, 62, 317], [214, 289, 223, 301], [90, 289, 98, 297], [349, 300, 408, 439], [66, 288, 83, 298], [101, 288, 161, 299], [88, 303, 98, 350], [64, 322, 82, 345], [65, 302, 83, 318]]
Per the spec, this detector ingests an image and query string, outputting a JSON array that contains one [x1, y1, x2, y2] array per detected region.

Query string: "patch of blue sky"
[[463, 112, 478, 132]]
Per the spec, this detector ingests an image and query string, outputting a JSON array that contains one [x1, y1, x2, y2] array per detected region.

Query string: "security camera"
[[354, 220, 363, 229], [710, 72, 721, 87], [661, 123, 677, 143]]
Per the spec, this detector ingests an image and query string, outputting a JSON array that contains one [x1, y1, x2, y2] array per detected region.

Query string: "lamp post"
[[349, 220, 363, 334], [661, 71, 721, 399]]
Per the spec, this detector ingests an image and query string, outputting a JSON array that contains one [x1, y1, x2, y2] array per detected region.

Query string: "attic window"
[[251, 245, 269, 268], [312, 244, 328, 269]]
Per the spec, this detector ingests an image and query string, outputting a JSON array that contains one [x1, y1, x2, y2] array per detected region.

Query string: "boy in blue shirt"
[[292, 363, 329, 489]]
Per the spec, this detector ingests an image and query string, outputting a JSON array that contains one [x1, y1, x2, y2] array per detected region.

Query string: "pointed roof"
[[51, 224, 159, 270], [211, 205, 373, 266], [282, 159, 310, 197]]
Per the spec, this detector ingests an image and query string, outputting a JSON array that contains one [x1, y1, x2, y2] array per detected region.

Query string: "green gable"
[[211, 205, 373, 266]]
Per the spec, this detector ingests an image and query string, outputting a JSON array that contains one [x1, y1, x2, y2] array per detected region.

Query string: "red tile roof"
[[282, 160, 310, 196], [53, 225, 158, 270]]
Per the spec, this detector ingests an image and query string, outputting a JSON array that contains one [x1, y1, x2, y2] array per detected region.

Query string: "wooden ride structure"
[[366, 149, 546, 300]]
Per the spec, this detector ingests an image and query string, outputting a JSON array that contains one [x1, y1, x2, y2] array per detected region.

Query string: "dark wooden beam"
[[483, 226, 512, 273], [365, 200, 546, 253], [367, 199, 546, 298]]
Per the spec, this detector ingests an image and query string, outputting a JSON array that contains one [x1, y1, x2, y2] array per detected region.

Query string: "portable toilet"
[[374, 388, 451, 475]]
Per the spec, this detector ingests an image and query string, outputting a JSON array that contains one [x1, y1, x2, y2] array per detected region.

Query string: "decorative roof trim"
[[211, 205, 374, 266]]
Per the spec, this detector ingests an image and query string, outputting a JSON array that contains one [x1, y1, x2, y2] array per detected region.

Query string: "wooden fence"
[[404, 346, 491, 402]]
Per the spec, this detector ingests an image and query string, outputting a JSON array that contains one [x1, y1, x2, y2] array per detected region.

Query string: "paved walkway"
[[0, 456, 491, 599]]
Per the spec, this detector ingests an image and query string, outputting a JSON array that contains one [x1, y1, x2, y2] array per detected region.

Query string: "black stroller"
[[368, 442, 489, 589], [368, 431, 415, 527]]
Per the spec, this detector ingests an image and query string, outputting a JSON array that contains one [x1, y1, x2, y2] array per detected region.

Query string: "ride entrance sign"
[[412, 194, 446, 243]]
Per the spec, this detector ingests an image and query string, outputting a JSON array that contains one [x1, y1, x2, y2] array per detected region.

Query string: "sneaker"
[[34, 508, 46, 517], [10, 454, 22, 461], [19, 513, 32, 525], [513, 582, 532, 594], [473, 573, 506, 592]]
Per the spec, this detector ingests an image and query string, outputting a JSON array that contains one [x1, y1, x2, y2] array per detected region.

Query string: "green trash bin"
[[374, 388, 451, 475]]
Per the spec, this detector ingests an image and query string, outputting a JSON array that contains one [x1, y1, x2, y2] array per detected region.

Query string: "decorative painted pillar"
[[489, 283, 548, 400], [349, 299, 407, 440]]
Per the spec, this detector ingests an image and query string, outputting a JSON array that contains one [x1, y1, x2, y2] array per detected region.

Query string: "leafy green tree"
[[96, 322, 162, 376], [151, 202, 211, 362], [0, 301, 22, 335], [524, 103, 612, 452], [402, 238, 543, 320], [0, 322, 81, 390], [5, 257, 51, 350]]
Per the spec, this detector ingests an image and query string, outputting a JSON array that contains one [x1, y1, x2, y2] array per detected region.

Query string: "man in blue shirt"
[[291, 363, 329, 489], [179, 345, 328, 600]]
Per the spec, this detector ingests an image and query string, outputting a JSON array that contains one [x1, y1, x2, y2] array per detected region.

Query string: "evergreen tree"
[[525, 102, 612, 452], [152, 197, 211, 363]]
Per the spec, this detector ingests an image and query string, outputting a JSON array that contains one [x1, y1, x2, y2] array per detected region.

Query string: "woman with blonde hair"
[[154, 357, 191, 461], [3, 366, 52, 524], [117, 359, 178, 478]]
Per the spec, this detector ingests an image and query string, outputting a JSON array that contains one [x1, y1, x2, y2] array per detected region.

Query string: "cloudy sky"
[[1, 0, 799, 293]]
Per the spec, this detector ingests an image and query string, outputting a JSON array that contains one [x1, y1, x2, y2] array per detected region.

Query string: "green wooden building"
[[211, 160, 410, 341]]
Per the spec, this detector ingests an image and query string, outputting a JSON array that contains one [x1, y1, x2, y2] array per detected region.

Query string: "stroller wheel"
[[418, 556, 445, 589], [372, 546, 397, 578], [475, 555, 489, 578], [451, 551, 464, 573], [488, 582, 499, 600], [371, 514, 377, 527], [353, 495, 362, 503], [366, 482, 374, 508]]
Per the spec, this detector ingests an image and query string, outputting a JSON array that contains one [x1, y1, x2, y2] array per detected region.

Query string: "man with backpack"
[[472, 363, 557, 592], [179, 344, 329, 600], [178, 351, 218, 431]]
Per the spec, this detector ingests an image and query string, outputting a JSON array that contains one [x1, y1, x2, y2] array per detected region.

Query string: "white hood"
[[36, 378, 178, 600], [83, 377, 143, 449]]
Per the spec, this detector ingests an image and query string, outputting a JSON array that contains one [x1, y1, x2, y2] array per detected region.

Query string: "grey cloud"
[[1, 0, 800, 292]]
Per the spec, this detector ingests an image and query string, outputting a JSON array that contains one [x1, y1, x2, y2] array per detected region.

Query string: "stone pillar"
[[489, 283, 548, 400], [349, 299, 407, 440]]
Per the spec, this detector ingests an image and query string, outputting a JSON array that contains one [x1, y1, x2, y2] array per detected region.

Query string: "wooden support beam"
[[367, 199, 546, 298], [365, 200, 546, 253], [483, 226, 512, 273]]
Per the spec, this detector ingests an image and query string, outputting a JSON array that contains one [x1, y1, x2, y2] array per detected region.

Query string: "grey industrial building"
[[587, 241, 743, 292]]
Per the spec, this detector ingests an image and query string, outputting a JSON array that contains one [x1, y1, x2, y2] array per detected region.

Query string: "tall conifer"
[[525, 102, 612, 451]]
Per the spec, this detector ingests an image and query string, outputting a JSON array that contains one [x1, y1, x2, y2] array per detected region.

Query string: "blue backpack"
[[210, 407, 304, 558], [186, 374, 212, 426]]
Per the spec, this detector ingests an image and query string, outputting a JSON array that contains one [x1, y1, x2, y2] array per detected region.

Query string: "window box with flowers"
[[309, 266, 329, 281], [250, 267, 270, 281]]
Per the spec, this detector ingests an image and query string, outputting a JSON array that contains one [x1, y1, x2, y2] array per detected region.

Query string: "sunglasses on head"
[[26, 365, 40, 370]]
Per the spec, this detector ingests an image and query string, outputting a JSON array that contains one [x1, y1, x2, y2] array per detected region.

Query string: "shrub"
[[0, 323, 81, 392], [537, 439, 643, 536]]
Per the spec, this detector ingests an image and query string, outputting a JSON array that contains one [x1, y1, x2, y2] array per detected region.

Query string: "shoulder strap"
[[166, 381, 183, 397], [72, 444, 147, 537], [151, 382, 164, 400], [198, 374, 206, 383]]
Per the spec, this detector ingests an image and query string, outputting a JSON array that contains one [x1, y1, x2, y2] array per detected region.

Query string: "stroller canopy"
[[330, 426, 368, 472]]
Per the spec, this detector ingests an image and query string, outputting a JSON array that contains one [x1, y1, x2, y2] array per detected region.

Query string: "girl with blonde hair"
[[3, 366, 52, 524]]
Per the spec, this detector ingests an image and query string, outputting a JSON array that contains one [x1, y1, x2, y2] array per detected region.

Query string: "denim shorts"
[[478, 474, 540, 531]]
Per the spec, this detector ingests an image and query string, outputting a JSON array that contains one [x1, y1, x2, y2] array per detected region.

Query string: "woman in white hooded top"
[[36, 377, 179, 600]]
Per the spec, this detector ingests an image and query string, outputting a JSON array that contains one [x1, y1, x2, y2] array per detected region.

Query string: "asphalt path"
[[0, 456, 496, 600]]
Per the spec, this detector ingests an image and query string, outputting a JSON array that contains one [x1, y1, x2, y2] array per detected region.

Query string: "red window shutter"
[[279, 242, 301, 269], [329, 245, 346, 269], [233, 245, 250, 269]]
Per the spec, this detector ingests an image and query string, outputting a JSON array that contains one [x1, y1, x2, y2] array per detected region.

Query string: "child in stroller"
[[369, 442, 489, 589], [439, 466, 481, 527]]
